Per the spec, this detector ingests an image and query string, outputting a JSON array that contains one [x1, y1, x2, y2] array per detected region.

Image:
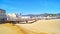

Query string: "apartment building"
[[0, 9, 7, 21]]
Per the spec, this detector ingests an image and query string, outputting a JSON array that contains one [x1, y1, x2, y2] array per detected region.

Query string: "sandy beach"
[[15, 19, 60, 34]]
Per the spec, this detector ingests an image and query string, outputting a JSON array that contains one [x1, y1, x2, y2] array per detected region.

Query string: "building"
[[0, 9, 7, 21], [7, 13, 17, 21]]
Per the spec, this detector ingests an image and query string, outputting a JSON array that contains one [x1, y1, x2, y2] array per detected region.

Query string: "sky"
[[0, 0, 60, 15]]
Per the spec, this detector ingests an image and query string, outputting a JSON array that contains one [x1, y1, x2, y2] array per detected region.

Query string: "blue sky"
[[0, 0, 60, 15]]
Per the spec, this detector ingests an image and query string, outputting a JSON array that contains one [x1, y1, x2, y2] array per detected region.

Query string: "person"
[[26, 20, 28, 23]]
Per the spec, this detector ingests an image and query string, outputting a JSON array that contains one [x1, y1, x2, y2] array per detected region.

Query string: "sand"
[[16, 19, 60, 34], [0, 19, 60, 34], [0, 23, 24, 34]]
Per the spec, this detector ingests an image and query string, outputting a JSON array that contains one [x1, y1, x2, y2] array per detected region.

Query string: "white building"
[[7, 13, 17, 21]]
